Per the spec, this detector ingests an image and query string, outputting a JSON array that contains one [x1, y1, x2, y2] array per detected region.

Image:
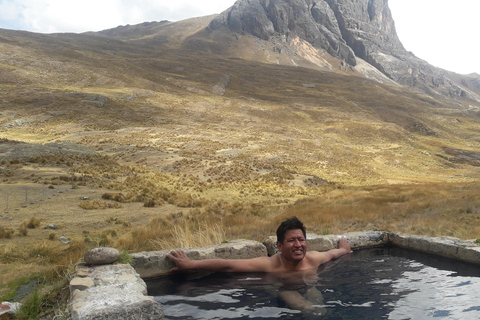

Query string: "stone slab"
[[69, 264, 163, 320], [132, 239, 268, 278], [388, 232, 480, 265]]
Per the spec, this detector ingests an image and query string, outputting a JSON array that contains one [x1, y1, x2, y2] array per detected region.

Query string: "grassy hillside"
[[1, 19, 480, 317]]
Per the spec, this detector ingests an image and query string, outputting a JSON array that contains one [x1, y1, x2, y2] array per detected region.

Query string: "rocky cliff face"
[[209, 0, 478, 103]]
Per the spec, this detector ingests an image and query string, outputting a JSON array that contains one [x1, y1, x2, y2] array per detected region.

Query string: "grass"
[[150, 219, 229, 249], [1, 21, 480, 318], [16, 290, 42, 320]]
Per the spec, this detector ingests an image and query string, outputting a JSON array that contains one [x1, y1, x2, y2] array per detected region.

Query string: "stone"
[[45, 224, 57, 230], [389, 232, 480, 265], [209, 0, 356, 65], [69, 264, 163, 320], [70, 277, 94, 293], [59, 236, 70, 244], [132, 239, 268, 278], [0, 302, 21, 319], [84, 247, 120, 265]]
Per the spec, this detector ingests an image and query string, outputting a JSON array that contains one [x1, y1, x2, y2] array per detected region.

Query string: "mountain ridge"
[[206, 0, 479, 103], [88, 0, 480, 106]]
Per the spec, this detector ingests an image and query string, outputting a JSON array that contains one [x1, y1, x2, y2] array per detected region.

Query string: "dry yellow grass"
[[2, 157, 480, 298], [1, 23, 480, 318]]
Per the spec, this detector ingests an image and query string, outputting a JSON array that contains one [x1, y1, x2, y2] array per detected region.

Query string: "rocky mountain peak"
[[209, 0, 479, 103], [209, 0, 404, 67]]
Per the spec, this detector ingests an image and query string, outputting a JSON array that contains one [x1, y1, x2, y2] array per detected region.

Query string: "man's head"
[[276, 216, 306, 244]]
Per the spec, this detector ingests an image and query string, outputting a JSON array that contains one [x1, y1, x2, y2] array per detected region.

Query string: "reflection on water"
[[147, 247, 480, 320]]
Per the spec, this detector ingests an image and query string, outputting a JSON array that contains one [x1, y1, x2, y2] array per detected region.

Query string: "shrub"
[[28, 241, 59, 261], [99, 235, 113, 246], [102, 193, 126, 202], [143, 199, 156, 207], [102, 228, 117, 238], [19, 222, 28, 236], [48, 233, 56, 241], [27, 217, 41, 229], [105, 217, 131, 227], [79, 200, 122, 210], [0, 225, 14, 239]]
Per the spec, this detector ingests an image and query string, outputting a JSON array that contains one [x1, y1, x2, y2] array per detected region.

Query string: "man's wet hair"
[[276, 216, 306, 243]]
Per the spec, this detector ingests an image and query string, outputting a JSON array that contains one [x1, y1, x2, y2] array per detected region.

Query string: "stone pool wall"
[[389, 232, 480, 264], [68, 231, 480, 320], [69, 263, 163, 320], [132, 239, 268, 278]]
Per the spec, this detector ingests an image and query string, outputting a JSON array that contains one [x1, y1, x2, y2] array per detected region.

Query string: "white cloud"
[[0, 0, 478, 74], [0, 0, 236, 33]]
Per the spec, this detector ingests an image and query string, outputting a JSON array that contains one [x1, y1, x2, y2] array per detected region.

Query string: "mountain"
[[207, 0, 480, 103], [98, 0, 480, 105], [1, 0, 480, 187]]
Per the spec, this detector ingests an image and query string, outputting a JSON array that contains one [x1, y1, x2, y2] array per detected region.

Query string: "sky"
[[0, 0, 478, 75]]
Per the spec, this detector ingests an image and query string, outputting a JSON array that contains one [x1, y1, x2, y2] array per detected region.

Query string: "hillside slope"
[[2, 0, 480, 187], [1, 22, 480, 187]]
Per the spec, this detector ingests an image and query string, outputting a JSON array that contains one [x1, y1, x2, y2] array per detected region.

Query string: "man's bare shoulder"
[[305, 250, 331, 266], [255, 254, 283, 271], [226, 255, 281, 273]]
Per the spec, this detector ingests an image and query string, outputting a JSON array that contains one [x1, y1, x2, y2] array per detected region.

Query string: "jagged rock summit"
[[210, 0, 404, 67], [209, 0, 479, 103]]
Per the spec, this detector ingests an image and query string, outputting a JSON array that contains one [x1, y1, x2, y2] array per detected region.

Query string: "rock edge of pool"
[[67, 231, 480, 320]]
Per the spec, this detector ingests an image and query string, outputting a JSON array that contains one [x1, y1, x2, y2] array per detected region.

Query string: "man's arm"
[[308, 237, 352, 266], [166, 250, 273, 273]]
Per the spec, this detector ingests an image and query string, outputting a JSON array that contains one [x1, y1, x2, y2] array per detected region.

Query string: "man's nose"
[[293, 239, 301, 246]]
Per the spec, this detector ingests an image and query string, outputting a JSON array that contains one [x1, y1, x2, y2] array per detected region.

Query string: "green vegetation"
[[117, 251, 134, 266]]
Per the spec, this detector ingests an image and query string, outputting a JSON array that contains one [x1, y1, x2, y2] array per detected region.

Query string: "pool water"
[[147, 247, 480, 319]]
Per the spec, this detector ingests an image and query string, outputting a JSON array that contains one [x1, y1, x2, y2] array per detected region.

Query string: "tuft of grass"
[[19, 221, 29, 236], [27, 217, 41, 229], [79, 200, 122, 210], [0, 225, 14, 239], [28, 241, 63, 264], [143, 199, 156, 207], [150, 218, 229, 249], [16, 290, 43, 320], [105, 217, 131, 227], [116, 251, 134, 266], [102, 192, 126, 202]]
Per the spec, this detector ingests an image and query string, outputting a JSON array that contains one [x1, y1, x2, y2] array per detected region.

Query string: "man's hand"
[[338, 237, 353, 253], [166, 250, 194, 272]]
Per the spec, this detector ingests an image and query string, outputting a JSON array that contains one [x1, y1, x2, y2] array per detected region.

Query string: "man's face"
[[277, 229, 307, 262]]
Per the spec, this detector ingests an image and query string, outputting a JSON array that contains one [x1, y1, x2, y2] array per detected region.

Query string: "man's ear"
[[276, 241, 283, 252]]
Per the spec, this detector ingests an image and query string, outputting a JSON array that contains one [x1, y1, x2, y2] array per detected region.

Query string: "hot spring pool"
[[146, 247, 480, 319]]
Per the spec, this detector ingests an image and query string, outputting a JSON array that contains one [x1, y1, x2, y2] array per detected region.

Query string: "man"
[[166, 216, 352, 273]]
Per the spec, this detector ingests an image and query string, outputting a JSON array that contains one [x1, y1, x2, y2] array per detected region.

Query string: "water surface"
[[147, 247, 480, 319]]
